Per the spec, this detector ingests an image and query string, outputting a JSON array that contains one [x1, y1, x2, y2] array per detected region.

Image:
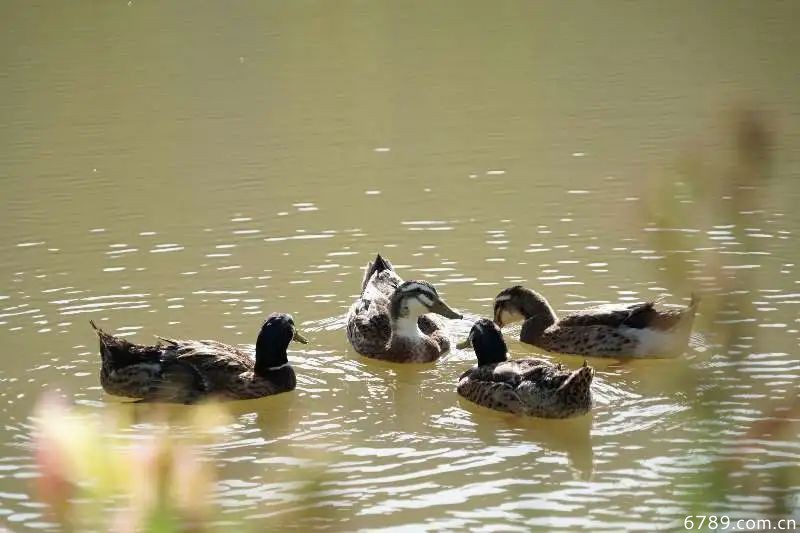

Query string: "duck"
[[90, 313, 308, 403], [456, 318, 593, 418], [493, 285, 700, 357], [346, 254, 463, 363]]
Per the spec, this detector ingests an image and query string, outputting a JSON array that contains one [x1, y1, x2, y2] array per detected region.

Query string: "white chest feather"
[[392, 316, 424, 341]]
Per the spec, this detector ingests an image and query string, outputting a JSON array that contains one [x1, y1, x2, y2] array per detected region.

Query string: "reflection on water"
[[2, 0, 800, 529]]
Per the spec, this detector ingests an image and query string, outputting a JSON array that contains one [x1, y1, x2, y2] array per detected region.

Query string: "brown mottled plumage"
[[346, 254, 462, 363], [494, 286, 700, 358], [91, 313, 308, 403], [456, 319, 593, 418]]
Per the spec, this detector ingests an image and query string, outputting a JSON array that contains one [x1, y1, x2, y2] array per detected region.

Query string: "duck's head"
[[255, 313, 308, 372], [456, 318, 508, 366], [493, 285, 557, 331], [389, 281, 462, 320]]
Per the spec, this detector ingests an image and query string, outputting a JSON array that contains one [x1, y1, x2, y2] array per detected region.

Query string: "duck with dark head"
[[92, 312, 308, 403], [456, 318, 593, 418]]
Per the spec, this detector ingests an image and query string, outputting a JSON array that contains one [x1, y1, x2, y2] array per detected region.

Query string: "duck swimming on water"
[[493, 286, 700, 358], [91, 313, 308, 403], [346, 254, 463, 363], [456, 318, 593, 418]]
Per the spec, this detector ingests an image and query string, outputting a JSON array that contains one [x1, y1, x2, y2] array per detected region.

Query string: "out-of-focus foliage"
[[641, 107, 799, 520], [641, 108, 773, 343], [34, 395, 226, 532]]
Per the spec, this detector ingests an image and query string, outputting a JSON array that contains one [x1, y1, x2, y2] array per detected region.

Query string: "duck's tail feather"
[[90, 320, 98, 330], [156, 335, 180, 347], [677, 292, 701, 326], [135, 360, 208, 404], [91, 320, 133, 352], [90, 320, 162, 369], [646, 292, 701, 331], [557, 362, 594, 395], [680, 292, 701, 333], [361, 253, 394, 292]]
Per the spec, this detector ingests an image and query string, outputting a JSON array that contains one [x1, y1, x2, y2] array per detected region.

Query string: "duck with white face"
[[456, 318, 594, 418], [493, 285, 700, 358], [346, 254, 463, 363]]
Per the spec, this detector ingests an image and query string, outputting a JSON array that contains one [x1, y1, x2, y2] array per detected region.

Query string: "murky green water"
[[2, 1, 799, 530]]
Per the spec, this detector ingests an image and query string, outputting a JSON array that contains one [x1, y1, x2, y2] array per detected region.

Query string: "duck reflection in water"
[[456, 390, 594, 480]]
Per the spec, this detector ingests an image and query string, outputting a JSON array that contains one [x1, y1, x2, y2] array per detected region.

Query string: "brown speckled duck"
[[456, 319, 593, 418], [346, 254, 462, 363], [91, 313, 308, 403], [493, 286, 700, 358]]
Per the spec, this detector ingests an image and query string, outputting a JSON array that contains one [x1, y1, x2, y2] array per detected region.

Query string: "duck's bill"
[[455, 338, 471, 350], [292, 329, 309, 344], [429, 298, 463, 320]]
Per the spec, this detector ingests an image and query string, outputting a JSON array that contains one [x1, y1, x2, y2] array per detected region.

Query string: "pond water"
[[1, 1, 799, 530]]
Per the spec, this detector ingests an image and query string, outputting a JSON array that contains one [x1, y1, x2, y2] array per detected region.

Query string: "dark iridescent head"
[[254, 313, 308, 374], [389, 280, 462, 321], [456, 318, 508, 366], [493, 285, 558, 333]]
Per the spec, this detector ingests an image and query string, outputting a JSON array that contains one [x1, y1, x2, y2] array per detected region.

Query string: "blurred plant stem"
[[641, 106, 798, 519]]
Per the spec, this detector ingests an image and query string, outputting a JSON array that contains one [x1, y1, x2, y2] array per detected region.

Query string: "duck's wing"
[[646, 293, 701, 331], [418, 313, 445, 334], [457, 366, 525, 413], [561, 295, 700, 331], [513, 358, 563, 379], [346, 297, 392, 354], [348, 255, 402, 355], [145, 338, 251, 393], [514, 359, 592, 391], [418, 314, 450, 352], [490, 359, 569, 392], [514, 360, 594, 418], [171, 339, 253, 375], [137, 357, 209, 404], [558, 302, 658, 329], [218, 370, 296, 401]]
